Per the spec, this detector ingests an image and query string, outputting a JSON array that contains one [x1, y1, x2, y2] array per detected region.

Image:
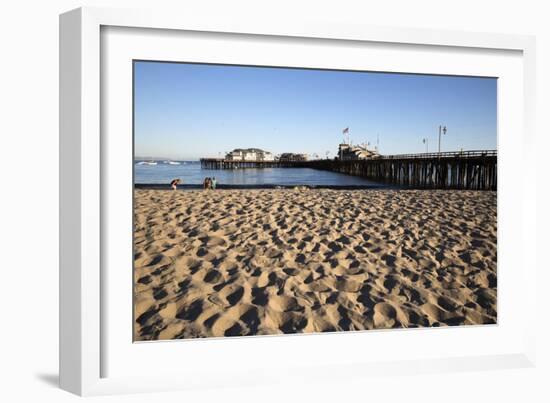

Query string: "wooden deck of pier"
[[200, 150, 497, 190]]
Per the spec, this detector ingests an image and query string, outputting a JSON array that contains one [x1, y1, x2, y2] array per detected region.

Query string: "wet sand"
[[134, 189, 497, 340]]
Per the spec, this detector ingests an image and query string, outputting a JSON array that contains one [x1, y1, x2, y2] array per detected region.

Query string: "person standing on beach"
[[203, 177, 211, 190], [211, 177, 217, 190], [170, 178, 181, 190]]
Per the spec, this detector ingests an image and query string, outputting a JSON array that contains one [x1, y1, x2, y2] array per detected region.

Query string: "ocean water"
[[134, 160, 384, 187]]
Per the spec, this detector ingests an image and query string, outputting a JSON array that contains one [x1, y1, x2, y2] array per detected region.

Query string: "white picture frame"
[[59, 6, 537, 396]]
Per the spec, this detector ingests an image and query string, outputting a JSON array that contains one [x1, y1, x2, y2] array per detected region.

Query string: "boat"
[[137, 158, 157, 166], [165, 160, 181, 165]]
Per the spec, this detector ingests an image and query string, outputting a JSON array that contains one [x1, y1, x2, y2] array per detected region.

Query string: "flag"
[[342, 127, 349, 134]]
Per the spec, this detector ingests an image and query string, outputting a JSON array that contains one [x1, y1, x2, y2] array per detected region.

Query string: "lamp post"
[[422, 138, 429, 153], [438, 125, 447, 154]]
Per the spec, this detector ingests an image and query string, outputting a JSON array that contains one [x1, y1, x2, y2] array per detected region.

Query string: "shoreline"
[[135, 183, 394, 190], [134, 183, 496, 191]]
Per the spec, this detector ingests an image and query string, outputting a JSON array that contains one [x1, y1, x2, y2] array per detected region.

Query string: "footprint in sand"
[[373, 302, 398, 328], [203, 269, 223, 284], [216, 285, 245, 307], [269, 295, 303, 312]]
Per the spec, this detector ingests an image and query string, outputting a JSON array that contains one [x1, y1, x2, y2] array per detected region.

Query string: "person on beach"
[[170, 178, 181, 190], [203, 177, 211, 190], [211, 177, 217, 190]]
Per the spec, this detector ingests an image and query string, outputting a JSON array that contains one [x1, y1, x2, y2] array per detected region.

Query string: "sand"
[[134, 189, 497, 341]]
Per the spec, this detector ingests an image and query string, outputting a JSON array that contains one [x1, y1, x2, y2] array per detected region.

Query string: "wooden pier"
[[200, 150, 497, 190], [302, 150, 497, 190]]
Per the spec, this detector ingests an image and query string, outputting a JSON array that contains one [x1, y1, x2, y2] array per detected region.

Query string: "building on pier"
[[278, 152, 308, 162], [338, 143, 380, 160], [226, 148, 274, 161]]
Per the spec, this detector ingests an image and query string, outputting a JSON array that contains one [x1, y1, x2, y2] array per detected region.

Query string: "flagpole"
[[341, 128, 344, 160], [340, 127, 349, 160]]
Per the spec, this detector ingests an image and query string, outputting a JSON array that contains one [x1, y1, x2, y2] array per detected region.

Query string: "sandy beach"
[[134, 188, 497, 341]]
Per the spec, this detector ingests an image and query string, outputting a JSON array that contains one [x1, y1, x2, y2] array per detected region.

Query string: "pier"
[[200, 150, 497, 190], [200, 158, 302, 169], [302, 150, 497, 190]]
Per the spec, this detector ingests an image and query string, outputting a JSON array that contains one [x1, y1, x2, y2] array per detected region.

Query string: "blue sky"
[[134, 61, 497, 160]]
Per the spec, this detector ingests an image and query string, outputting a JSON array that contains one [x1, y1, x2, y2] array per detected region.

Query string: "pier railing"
[[200, 150, 497, 190], [379, 150, 497, 160]]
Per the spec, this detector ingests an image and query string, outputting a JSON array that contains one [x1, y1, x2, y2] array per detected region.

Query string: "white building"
[[226, 148, 274, 161], [262, 152, 274, 161]]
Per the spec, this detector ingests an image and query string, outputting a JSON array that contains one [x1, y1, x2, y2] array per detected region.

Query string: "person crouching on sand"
[[203, 177, 211, 190], [170, 178, 181, 190]]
